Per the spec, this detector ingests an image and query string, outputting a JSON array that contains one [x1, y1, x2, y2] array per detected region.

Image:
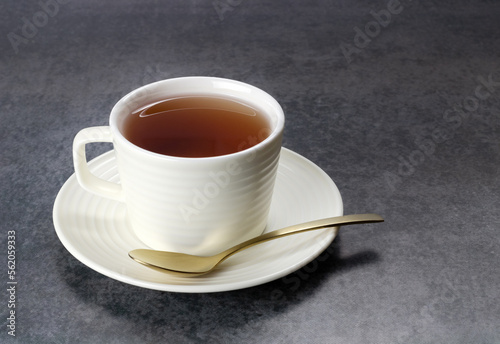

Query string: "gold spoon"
[[129, 213, 384, 277]]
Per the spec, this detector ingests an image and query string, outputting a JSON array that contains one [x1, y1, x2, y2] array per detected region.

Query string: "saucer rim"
[[53, 147, 343, 293]]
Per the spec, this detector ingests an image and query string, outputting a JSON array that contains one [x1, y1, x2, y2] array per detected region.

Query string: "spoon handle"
[[217, 213, 384, 260]]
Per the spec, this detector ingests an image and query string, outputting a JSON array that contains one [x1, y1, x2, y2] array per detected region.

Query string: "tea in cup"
[[73, 77, 284, 255]]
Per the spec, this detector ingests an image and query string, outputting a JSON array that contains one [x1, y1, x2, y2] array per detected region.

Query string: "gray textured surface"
[[1, 0, 499, 343]]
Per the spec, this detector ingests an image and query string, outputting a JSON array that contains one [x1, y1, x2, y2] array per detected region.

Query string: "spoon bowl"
[[129, 213, 384, 277]]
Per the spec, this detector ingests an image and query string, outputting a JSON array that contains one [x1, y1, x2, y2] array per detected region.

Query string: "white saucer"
[[53, 148, 343, 293]]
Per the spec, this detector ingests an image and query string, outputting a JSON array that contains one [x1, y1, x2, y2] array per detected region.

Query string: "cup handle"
[[73, 126, 124, 202]]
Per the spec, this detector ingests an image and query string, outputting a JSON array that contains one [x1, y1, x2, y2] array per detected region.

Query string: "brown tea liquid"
[[122, 96, 271, 158]]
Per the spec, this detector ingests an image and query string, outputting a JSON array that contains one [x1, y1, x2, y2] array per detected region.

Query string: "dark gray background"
[[1, 0, 499, 343]]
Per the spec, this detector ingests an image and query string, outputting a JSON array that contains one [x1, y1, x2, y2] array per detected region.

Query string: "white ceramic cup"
[[73, 77, 284, 255]]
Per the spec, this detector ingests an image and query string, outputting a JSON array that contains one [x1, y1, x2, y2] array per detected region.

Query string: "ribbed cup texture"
[[108, 77, 285, 255], [115, 134, 282, 255], [54, 148, 343, 292]]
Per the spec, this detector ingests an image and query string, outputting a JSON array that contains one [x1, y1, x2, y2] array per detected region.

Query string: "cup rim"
[[109, 76, 285, 161]]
